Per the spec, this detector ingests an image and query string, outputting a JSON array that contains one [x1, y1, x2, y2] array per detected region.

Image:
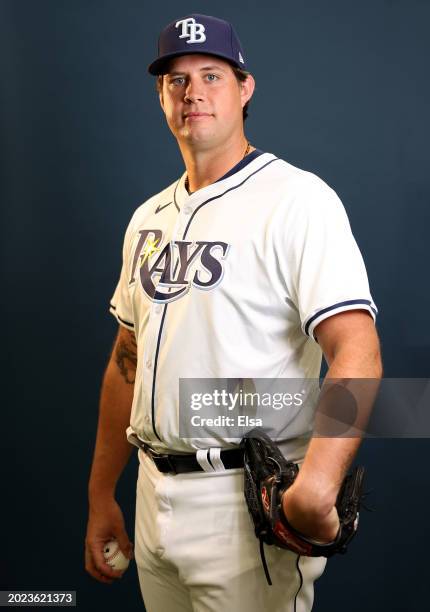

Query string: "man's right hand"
[[85, 497, 134, 584], [86, 326, 137, 584]]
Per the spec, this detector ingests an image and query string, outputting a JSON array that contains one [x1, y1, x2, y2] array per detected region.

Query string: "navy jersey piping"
[[149, 156, 280, 440], [109, 303, 134, 328], [217, 148, 263, 182], [151, 305, 168, 441], [184, 157, 279, 238], [172, 180, 181, 212], [304, 298, 378, 336]]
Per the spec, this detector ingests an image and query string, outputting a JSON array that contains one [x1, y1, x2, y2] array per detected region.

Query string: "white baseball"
[[103, 540, 130, 572]]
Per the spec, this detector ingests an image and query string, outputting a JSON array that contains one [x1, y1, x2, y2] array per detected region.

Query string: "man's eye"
[[206, 74, 218, 82], [171, 77, 185, 85]]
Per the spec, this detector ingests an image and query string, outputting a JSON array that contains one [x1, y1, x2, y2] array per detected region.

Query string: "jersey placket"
[[148, 188, 207, 441]]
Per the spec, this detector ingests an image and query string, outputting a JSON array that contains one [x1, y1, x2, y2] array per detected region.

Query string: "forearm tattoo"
[[115, 331, 137, 384]]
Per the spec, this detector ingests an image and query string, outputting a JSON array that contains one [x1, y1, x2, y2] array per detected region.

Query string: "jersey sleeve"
[[285, 178, 378, 341], [109, 220, 135, 331]]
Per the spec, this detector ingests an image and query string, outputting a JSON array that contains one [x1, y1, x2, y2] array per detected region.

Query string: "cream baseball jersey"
[[109, 151, 378, 457]]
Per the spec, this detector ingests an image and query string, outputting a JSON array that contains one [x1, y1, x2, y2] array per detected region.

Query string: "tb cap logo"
[[148, 14, 247, 75], [175, 17, 206, 44]]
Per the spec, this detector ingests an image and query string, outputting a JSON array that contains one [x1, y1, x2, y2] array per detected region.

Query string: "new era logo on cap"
[[148, 13, 247, 75], [175, 17, 207, 44]]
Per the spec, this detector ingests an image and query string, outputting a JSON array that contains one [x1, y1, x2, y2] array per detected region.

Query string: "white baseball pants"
[[134, 449, 326, 612]]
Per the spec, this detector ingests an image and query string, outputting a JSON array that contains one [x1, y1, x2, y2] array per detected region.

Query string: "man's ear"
[[240, 74, 256, 108], [158, 75, 165, 112], [159, 90, 165, 113]]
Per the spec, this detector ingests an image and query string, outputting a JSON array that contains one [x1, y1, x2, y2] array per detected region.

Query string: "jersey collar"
[[175, 149, 268, 208], [215, 148, 263, 183]]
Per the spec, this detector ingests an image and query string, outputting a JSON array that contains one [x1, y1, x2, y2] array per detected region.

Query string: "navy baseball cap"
[[148, 14, 247, 75]]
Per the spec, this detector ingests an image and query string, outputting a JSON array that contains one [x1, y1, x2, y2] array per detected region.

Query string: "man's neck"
[[179, 136, 254, 194]]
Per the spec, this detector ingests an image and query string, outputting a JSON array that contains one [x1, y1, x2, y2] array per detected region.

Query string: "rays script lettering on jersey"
[[129, 230, 229, 303]]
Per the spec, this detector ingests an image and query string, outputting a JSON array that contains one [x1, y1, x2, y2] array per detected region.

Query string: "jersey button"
[[146, 360, 152, 369], [184, 206, 192, 215], [155, 305, 162, 314], [144, 415, 150, 424]]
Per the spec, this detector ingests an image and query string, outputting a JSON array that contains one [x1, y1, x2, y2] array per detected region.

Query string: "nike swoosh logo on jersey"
[[155, 201, 172, 214]]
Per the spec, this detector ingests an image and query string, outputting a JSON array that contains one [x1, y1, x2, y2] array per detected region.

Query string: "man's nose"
[[184, 78, 204, 103]]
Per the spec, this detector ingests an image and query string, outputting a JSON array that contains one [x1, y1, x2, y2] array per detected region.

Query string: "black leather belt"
[[141, 443, 244, 474]]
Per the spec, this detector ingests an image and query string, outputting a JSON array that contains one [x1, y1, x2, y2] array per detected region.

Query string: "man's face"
[[159, 54, 253, 150]]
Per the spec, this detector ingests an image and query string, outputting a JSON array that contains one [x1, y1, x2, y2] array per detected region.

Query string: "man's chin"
[[179, 129, 219, 148]]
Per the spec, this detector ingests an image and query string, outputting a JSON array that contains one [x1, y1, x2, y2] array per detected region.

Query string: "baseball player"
[[85, 14, 382, 612]]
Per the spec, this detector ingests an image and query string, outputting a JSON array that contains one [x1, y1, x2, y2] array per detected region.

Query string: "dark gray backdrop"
[[1, 0, 429, 610]]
